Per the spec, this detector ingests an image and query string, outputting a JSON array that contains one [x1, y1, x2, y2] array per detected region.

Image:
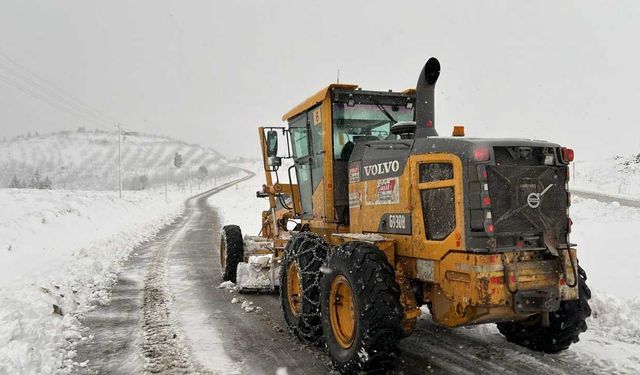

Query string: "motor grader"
[[218, 57, 591, 373]]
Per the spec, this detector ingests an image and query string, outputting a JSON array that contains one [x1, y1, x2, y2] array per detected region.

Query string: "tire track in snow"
[[141, 212, 209, 374], [73, 174, 253, 374], [140, 176, 254, 374]]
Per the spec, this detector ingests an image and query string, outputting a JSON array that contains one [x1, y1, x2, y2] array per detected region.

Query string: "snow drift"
[[0, 186, 210, 373]]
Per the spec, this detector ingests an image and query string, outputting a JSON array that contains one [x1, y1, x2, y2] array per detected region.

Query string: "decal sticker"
[[348, 191, 361, 208], [312, 108, 322, 125], [363, 160, 400, 178], [348, 162, 361, 183], [378, 213, 411, 234], [366, 177, 400, 205], [376, 177, 400, 204]]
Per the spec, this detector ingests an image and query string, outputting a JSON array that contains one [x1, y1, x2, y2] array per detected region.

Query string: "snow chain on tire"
[[321, 241, 403, 373], [221, 225, 243, 283], [496, 265, 592, 353], [280, 231, 329, 344]]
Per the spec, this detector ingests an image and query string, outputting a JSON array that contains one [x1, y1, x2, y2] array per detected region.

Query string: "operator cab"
[[279, 85, 418, 226]]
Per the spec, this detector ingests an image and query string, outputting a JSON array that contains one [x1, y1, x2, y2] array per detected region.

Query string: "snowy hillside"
[[0, 130, 230, 190]]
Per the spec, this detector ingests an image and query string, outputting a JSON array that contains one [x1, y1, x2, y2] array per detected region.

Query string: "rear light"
[[484, 221, 495, 236], [561, 147, 574, 163], [473, 147, 491, 162], [481, 193, 491, 208], [477, 165, 488, 181]]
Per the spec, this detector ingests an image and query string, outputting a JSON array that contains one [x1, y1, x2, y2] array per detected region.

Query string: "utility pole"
[[117, 124, 122, 198]]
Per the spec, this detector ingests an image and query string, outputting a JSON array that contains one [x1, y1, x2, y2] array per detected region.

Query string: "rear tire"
[[220, 225, 243, 283], [279, 232, 329, 344], [321, 241, 403, 373], [497, 265, 592, 353]]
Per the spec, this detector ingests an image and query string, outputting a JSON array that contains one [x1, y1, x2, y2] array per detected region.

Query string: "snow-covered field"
[[0, 179, 235, 374], [573, 153, 640, 198]]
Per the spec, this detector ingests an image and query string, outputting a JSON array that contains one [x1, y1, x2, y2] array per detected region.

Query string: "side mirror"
[[266, 130, 278, 157]]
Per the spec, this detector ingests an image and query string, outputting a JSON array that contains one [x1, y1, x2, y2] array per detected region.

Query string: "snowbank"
[[589, 293, 640, 345], [573, 154, 640, 199], [571, 197, 640, 300], [208, 164, 265, 237], [0, 184, 223, 374]]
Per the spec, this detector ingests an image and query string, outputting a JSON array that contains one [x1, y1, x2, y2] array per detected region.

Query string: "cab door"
[[289, 113, 314, 218], [410, 153, 465, 260]]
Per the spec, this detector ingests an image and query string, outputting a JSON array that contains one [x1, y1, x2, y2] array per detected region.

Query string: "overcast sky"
[[0, 0, 638, 159]]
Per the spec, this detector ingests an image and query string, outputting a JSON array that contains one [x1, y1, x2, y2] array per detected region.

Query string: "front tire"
[[220, 225, 243, 283], [279, 232, 329, 344], [321, 241, 403, 373], [497, 265, 592, 353]]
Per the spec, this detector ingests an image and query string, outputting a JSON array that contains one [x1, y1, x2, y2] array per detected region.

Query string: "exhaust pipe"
[[414, 57, 440, 138]]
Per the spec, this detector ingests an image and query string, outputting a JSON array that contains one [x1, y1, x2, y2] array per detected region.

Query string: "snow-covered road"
[[573, 189, 640, 209], [74, 173, 330, 374]]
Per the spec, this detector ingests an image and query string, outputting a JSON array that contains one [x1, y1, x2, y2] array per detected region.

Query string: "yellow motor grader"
[[218, 58, 591, 373]]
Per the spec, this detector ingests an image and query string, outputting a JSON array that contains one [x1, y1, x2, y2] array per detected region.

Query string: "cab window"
[[332, 102, 413, 161]]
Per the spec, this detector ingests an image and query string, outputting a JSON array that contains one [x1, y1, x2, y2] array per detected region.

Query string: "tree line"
[[8, 170, 52, 189]]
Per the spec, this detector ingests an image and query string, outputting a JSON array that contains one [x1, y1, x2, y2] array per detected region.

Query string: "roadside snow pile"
[[573, 153, 640, 198], [566, 196, 640, 370], [571, 197, 640, 299], [0, 188, 190, 374], [589, 293, 640, 345], [208, 163, 264, 237]]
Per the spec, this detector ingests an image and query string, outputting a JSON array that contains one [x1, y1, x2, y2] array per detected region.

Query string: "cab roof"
[[282, 84, 358, 121], [281, 84, 417, 121]]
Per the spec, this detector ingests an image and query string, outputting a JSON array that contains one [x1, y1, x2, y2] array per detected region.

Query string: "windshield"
[[332, 102, 414, 160]]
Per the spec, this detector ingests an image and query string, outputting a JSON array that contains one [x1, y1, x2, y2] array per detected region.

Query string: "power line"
[[0, 61, 114, 128], [0, 50, 138, 134], [0, 49, 120, 125], [0, 49, 132, 197], [0, 72, 113, 131]]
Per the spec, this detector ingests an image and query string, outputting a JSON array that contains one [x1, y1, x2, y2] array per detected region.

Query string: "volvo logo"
[[526, 184, 554, 209], [363, 160, 400, 177], [527, 193, 541, 208]]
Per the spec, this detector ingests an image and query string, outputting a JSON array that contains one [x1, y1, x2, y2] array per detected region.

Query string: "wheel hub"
[[287, 261, 303, 315], [329, 275, 356, 349]]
